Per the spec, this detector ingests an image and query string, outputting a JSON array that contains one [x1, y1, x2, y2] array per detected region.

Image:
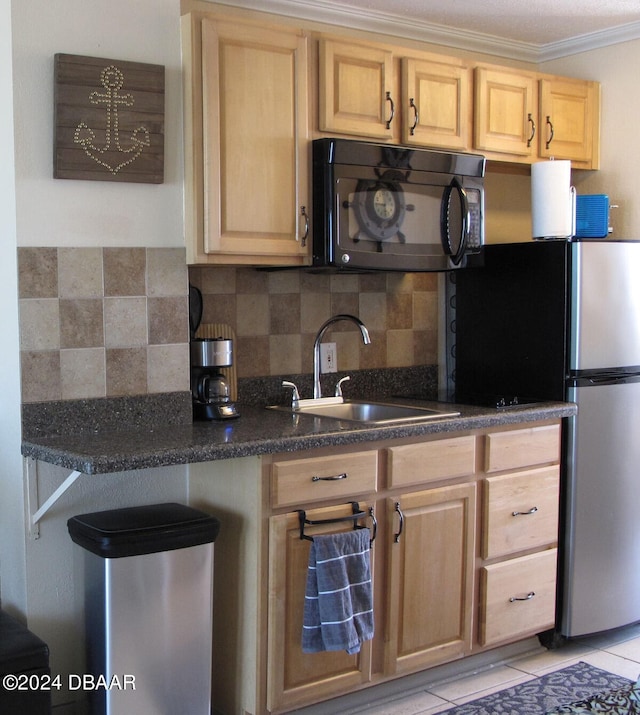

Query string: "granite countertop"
[[21, 396, 577, 475]]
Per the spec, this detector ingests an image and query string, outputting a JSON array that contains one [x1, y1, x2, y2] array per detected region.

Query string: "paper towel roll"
[[531, 160, 574, 239]]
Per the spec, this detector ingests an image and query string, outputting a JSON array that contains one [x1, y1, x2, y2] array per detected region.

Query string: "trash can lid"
[[67, 502, 221, 558]]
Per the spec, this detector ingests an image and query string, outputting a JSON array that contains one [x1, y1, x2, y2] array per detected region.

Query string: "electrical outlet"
[[320, 342, 337, 373]]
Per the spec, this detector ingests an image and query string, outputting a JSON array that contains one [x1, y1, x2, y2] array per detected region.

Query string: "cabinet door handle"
[[311, 472, 347, 482], [409, 97, 419, 135], [385, 91, 395, 129], [545, 115, 554, 149], [368, 506, 378, 545], [527, 112, 536, 147], [393, 501, 404, 543], [512, 506, 538, 516], [300, 205, 309, 246], [509, 591, 535, 602]]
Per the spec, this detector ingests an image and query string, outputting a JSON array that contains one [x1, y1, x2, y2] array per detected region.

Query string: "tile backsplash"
[[18, 247, 189, 403], [189, 266, 439, 379], [17, 248, 439, 405]]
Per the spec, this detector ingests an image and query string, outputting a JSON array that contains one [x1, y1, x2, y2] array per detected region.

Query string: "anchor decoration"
[[74, 64, 150, 176], [54, 54, 165, 183]]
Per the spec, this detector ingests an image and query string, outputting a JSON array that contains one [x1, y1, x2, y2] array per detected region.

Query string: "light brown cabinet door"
[[539, 77, 600, 166], [402, 57, 472, 150], [184, 16, 310, 264], [267, 505, 373, 712], [474, 66, 537, 158], [385, 482, 476, 676], [318, 38, 395, 140]]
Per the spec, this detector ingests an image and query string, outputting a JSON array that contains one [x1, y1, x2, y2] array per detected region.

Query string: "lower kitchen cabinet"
[[384, 483, 476, 676], [480, 548, 558, 647], [189, 419, 563, 714], [267, 505, 374, 712]]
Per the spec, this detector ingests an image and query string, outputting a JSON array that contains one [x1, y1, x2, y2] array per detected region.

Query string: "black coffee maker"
[[190, 337, 240, 421]]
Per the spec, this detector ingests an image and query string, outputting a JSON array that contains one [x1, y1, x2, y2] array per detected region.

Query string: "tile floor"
[[296, 623, 640, 714]]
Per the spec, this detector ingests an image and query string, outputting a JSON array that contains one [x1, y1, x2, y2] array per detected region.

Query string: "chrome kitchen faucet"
[[313, 314, 371, 399]]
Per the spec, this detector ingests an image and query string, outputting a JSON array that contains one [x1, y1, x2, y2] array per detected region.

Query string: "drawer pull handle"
[[512, 506, 538, 516], [312, 473, 347, 482], [509, 591, 535, 602]]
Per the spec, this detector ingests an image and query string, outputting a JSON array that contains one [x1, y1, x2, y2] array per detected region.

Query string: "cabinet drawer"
[[482, 466, 560, 559], [271, 451, 378, 508], [480, 549, 557, 646], [485, 424, 560, 473], [387, 436, 476, 488]]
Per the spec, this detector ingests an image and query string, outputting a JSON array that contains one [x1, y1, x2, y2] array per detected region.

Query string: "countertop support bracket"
[[25, 458, 83, 539]]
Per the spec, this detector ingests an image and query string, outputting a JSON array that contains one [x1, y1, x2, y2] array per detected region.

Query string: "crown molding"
[[538, 20, 640, 62], [208, 0, 640, 63]]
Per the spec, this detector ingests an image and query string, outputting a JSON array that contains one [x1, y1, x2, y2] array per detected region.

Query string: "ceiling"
[[317, 0, 640, 46], [223, 0, 640, 61]]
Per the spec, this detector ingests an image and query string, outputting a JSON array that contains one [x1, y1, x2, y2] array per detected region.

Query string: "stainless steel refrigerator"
[[454, 239, 640, 638]]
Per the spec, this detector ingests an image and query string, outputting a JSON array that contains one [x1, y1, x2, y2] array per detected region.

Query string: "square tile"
[[429, 664, 529, 703], [60, 348, 106, 399], [59, 298, 104, 349], [58, 247, 103, 298], [301, 293, 331, 335], [148, 296, 189, 345], [270, 293, 301, 335], [146, 248, 188, 297], [147, 344, 190, 393], [604, 634, 640, 662], [104, 247, 146, 296], [19, 299, 60, 351], [359, 292, 387, 331], [269, 334, 302, 375], [18, 248, 58, 298], [21, 351, 61, 403], [198, 266, 237, 294], [236, 336, 270, 377], [237, 294, 270, 336], [106, 348, 147, 396], [387, 329, 414, 367], [104, 297, 147, 347]]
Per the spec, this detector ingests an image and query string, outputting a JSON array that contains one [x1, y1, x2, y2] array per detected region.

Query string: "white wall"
[[543, 39, 640, 239], [12, 0, 184, 248], [0, 0, 27, 615]]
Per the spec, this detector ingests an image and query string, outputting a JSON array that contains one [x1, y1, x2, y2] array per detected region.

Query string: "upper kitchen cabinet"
[[538, 77, 600, 166], [474, 66, 538, 160], [181, 13, 311, 266], [474, 64, 600, 169], [318, 37, 472, 151], [318, 38, 395, 140], [401, 56, 472, 150]]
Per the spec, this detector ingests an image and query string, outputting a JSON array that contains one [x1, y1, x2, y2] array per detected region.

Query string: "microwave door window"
[[338, 178, 444, 258]]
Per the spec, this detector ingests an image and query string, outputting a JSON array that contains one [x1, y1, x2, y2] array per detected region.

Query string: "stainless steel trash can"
[[68, 503, 220, 715]]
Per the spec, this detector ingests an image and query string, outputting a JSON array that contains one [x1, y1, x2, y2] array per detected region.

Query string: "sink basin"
[[267, 399, 460, 425]]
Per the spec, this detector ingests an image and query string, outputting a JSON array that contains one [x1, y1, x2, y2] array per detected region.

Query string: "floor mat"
[[440, 661, 633, 715]]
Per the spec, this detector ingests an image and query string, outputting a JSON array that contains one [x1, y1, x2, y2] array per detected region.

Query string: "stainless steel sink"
[[267, 399, 460, 425]]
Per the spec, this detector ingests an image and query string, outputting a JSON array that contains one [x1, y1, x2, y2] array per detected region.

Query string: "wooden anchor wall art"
[[54, 54, 165, 183]]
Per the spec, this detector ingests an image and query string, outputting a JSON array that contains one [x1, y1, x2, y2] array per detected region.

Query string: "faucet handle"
[[334, 375, 351, 398], [282, 380, 301, 408]]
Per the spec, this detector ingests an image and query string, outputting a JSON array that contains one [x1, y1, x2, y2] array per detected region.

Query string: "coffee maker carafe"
[[190, 337, 239, 421]]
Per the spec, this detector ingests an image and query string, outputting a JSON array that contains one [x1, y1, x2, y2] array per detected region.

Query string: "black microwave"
[[312, 138, 485, 272]]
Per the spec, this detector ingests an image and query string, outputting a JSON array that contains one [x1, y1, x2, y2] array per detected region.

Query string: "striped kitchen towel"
[[302, 528, 373, 654]]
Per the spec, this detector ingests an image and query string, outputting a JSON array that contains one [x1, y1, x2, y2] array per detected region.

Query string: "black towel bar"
[[297, 501, 377, 547]]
